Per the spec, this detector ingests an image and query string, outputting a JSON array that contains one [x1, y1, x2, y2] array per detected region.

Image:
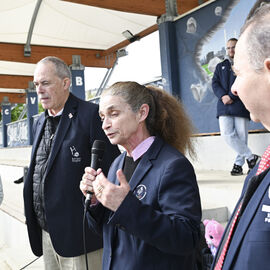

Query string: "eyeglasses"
[[226, 46, 235, 50]]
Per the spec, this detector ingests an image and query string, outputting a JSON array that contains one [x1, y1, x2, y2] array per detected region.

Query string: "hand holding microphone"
[[80, 139, 130, 211], [82, 140, 105, 207]]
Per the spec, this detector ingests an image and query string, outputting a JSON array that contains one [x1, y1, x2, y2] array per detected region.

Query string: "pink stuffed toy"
[[203, 219, 225, 257]]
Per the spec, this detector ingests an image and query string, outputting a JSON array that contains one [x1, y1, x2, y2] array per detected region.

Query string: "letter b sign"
[[75, 76, 83, 86]]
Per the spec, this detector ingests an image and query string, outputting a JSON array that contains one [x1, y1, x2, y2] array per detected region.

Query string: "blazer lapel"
[[128, 137, 163, 191], [129, 158, 152, 191], [108, 138, 163, 251], [112, 154, 125, 186], [45, 94, 77, 174], [224, 170, 270, 269], [31, 113, 46, 159], [112, 153, 152, 190]]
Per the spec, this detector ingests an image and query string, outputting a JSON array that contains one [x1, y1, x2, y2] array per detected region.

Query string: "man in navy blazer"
[[23, 56, 120, 269], [211, 3, 270, 269], [80, 82, 202, 270], [212, 38, 259, 176]]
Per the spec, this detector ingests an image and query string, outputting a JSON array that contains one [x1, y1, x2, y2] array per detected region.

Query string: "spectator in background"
[[23, 56, 120, 270], [212, 38, 259, 176], [80, 81, 202, 270], [211, 3, 270, 269]]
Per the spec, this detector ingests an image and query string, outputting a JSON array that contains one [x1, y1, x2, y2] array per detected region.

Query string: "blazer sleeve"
[[108, 157, 201, 256], [212, 64, 227, 99], [86, 155, 121, 236], [86, 203, 106, 236]]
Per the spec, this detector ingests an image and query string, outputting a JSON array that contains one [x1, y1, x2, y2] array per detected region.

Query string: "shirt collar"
[[132, 136, 155, 162], [225, 55, 233, 65], [47, 108, 64, 117]]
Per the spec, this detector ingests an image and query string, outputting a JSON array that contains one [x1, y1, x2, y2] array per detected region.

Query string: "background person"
[[80, 81, 202, 270], [211, 3, 270, 269], [23, 56, 120, 270], [212, 38, 259, 176]]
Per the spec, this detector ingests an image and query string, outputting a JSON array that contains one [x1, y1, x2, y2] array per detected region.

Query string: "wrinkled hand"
[[80, 167, 101, 197], [221, 95, 233, 105], [93, 169, 130, 212]]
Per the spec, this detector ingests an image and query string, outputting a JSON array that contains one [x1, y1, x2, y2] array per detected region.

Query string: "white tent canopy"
[[0, 0, 208, 103], [0, 0, 156, 76], [0, 0, 156, 50]]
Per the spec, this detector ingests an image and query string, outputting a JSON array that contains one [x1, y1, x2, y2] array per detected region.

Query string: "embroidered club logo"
[[261, 204, 270, 223], [135, 185, 147, 200], [70, 146, 81, 162]]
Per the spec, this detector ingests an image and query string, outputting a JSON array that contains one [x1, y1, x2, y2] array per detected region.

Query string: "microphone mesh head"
[[91, 140, 105, 157]]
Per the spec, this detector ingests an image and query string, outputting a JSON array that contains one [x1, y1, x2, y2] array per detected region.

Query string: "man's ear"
[[264, 58, 270, 72], [264, 59, 270, 86], [63, 78, 71, 90], [138, 104, 149, 122]]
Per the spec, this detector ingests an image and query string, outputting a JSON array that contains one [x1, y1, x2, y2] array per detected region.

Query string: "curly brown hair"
[[102, 81, 195, 157]]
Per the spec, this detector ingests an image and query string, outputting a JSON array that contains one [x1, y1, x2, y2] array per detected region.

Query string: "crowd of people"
[[0, 2, 269, 270]]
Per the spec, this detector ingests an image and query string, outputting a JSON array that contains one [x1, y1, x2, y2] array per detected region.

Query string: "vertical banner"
[[26, 89, 38, 145], [70, 69, 85, 101], [2, 101, 11, 147], [158, 21, 180, 97]]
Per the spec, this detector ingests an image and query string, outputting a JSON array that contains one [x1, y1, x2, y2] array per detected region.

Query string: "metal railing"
[[0, 113, 42, 148], [6, 118, 28, 147]]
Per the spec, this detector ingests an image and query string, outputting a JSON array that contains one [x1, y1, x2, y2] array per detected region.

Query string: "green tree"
[[0, 103, 44, 122], [11, 104, 26, 122]]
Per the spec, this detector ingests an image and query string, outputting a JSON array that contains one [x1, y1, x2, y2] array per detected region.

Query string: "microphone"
[[85, 140, 105, 206]]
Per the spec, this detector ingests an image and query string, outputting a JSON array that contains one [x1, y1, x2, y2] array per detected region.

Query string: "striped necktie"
[[256, 145, 270, 175], [214, 202, 242, 270]]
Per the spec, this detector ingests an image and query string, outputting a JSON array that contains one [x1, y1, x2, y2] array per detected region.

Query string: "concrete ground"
[[197, 169, 245, 213], [0, 164, 43, 270]]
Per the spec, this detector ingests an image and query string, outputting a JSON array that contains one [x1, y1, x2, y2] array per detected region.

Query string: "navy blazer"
[[23, 93, 120, 257], [212, 59, 250, 119], [211, 164, 270, 269], [87, 137, 202, 270]]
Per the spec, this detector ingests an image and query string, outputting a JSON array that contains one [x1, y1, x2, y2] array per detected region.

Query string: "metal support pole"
[[26, 81, 38, 145], [95, 49, 128, 97], [24, 0, 43, 56], [157, 0, 178, 24], [70, 55, 86, 100], [1, 96, 11, 147]]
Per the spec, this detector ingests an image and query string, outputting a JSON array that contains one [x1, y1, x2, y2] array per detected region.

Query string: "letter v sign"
[[30, 97, 36, 104]]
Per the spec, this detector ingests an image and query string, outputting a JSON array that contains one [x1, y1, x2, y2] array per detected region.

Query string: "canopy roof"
[[0, 0, 209, 104]]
